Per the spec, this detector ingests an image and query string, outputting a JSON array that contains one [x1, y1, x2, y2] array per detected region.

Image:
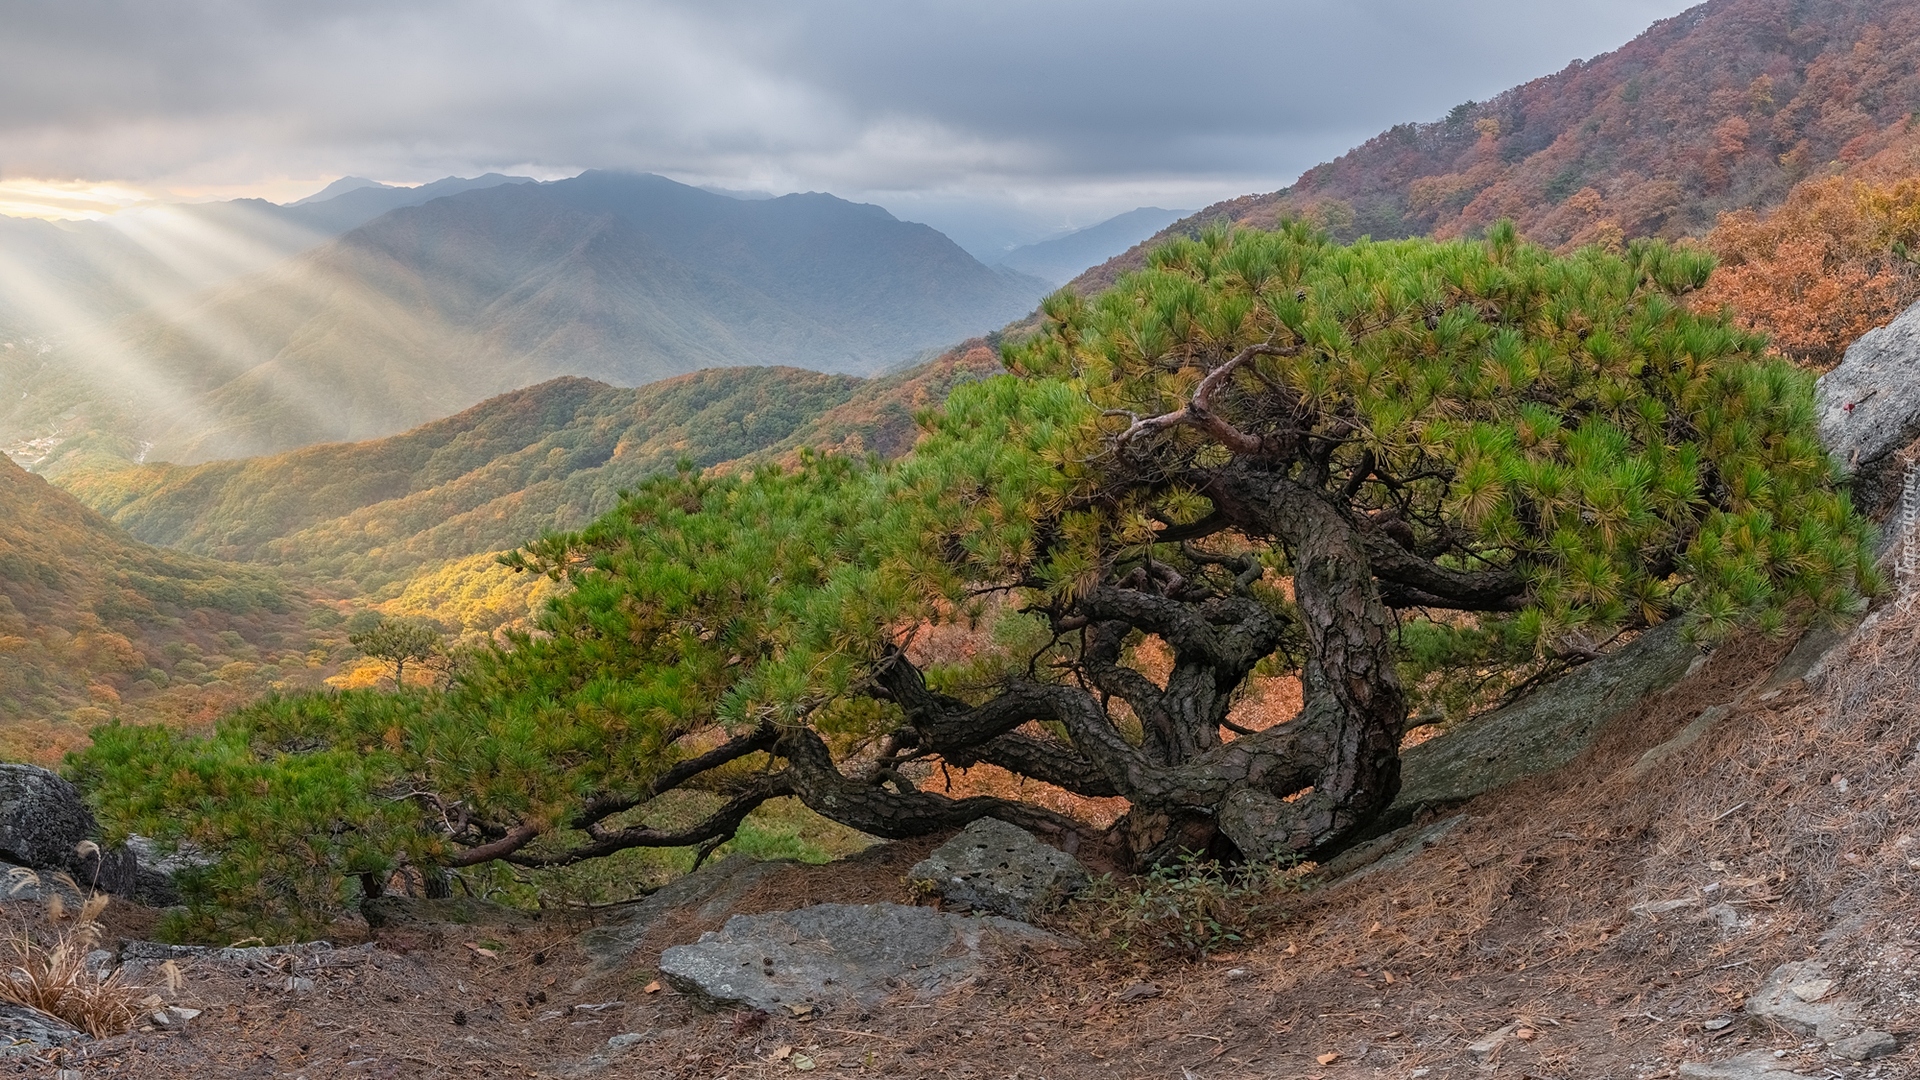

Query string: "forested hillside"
[[0, 456, 314, 762], [62, 367, 863, 589], [49, 345, 1001, 641], [1070, 0, 1920, 295]]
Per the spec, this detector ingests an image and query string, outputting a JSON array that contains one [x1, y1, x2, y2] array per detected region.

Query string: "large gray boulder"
[[0, 763, 95, 872], [1816, 299, 1920, 515], [909, 818, 1089, 920], [0, 764, 171, 901], [658, 902, 1072, 1013]]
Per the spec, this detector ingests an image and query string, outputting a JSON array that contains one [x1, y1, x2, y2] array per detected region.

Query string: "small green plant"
[[1064, 854, 1306, 961]]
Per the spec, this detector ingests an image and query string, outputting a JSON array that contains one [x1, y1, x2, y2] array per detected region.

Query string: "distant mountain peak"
[[997, 207, 1190, 287], [290, 177, 393, 206]]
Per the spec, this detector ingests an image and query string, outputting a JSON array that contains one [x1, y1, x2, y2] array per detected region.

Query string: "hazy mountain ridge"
[[1067, 0, 1920, 294], [995, 207, 1188, 286], [54, 171, 1046, 463]]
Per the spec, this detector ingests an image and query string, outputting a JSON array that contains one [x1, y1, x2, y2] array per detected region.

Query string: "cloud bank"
[[0, 0, 1699, 245]]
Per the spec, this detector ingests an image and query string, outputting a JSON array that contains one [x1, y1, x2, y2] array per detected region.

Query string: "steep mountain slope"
[[996, 208, 1187, 286], [0, 455, 312, 761], [1069, 0, 1920, 295], [58, 171, 1045, 463], [61, 366, 867, 589]]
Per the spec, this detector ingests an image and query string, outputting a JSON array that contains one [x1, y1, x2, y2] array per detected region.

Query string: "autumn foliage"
[[1699, 175, 1920, 369]]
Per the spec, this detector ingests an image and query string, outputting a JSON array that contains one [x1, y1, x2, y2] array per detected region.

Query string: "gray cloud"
[[0, 0, 1699, 244]]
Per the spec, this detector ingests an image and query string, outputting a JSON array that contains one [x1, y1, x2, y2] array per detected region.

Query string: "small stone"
[[1830, 1029, 1897, 1061], [1702, 1017, 1735, 1031], [285, 975, 315, 993], [1116, 982, 1161, 1002], [1788, 979, 1833, 1003], [167, 1006, 202, 1023], [1467, 1022, 1521, 1061], [1224, 968, 1251, 981], [1707, 903, 1742, 932], [1632, 898, 1698, 916]]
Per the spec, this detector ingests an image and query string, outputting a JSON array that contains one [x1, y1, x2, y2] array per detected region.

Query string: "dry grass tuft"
[[0, 890, 148, 1038]]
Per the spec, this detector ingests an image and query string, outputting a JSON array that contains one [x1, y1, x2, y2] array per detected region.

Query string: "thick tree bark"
[[777, 726, 1125, 865], [1200, 465, 1407, 858]]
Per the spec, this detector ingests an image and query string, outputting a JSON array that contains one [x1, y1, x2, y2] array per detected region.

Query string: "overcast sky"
[[0, 0, 1700, 252]]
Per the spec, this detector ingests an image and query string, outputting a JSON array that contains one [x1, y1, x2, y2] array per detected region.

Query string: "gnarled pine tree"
[[77, 223, 1874, 931]]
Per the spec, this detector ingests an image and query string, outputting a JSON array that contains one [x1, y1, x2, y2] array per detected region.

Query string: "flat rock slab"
[[1746, 960, 1861, 1040], [578, 855, 792, 971], [909, 818, 1088, 920], [1318, 815, 1469, 884], [658, 902, 1072, 1013], [1391, 621, 1699, 818], [117, 940, 373, 984], [1678, 1050, 1819, 1079], [0, 1002, 85, 1057]]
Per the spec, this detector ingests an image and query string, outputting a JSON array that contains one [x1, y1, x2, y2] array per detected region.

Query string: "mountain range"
[[7, 171, 1048, 464]]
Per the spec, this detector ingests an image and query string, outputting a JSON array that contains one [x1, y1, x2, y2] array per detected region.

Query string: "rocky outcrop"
[[1388, 621, 1701, 822], [909, 819, 1089, 920], [576, 855, 793, 972], [658, 902, 1072, 1013], [0, 1002, 84, 1056], [1744, 960, 1867, 1040], [1816, 299, 1920, 516], [0, 764, 95, 874], [0, 764, 179, 903]]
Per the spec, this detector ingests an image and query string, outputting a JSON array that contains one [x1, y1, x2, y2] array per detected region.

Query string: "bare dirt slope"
[[17, 605, 1920, 1080]]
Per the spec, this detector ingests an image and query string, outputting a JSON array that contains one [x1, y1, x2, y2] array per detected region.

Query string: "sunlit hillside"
[[53, 346, 1003, 641]]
